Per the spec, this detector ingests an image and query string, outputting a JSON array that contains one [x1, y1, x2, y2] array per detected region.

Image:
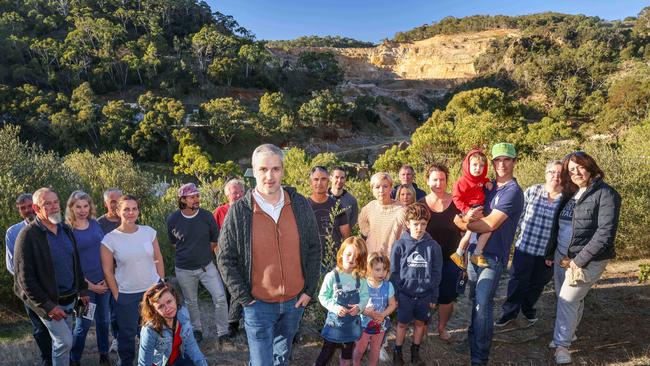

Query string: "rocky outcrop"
[[269, 29, 519, 112]]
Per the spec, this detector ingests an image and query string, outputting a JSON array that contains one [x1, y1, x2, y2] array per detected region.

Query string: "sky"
[[206, 0, 648, 43]]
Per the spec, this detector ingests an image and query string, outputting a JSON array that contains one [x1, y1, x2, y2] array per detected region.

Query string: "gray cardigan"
[[216, 186, 321, 306]]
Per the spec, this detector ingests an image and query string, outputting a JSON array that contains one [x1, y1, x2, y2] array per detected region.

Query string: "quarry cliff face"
[[269, 29, 519, 112], [334, 29, 519, 80]]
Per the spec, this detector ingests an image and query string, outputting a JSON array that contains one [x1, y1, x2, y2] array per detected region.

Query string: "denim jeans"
[[243, 296, 305, 366], [25, 302, 52, 363], [70, 291, 111, 361], [500, 249, 553, 320], [467, 257, 504, 365], [115, 292, 144, 366], [175, 262, 229, 337], [39, 303, 75, 366]]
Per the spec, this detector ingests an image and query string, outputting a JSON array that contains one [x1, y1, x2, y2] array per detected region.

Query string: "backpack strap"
[[355, 274, 360, 289]]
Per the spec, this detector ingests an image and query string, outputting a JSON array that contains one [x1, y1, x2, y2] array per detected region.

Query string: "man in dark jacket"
[[390, 165, 427, 201], [13, 187, 88, 366], [217, 144, 321, 366]]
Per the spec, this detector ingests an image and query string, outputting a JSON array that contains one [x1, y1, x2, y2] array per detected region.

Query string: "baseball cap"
[[178, 183, 200, 198], [491, 143, 516, 159]]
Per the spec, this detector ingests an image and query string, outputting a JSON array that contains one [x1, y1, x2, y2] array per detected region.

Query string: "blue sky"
[[207, 0, 648, 43]]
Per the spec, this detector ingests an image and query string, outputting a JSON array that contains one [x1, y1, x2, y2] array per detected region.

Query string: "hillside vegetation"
[[1, 1, 650, 306]]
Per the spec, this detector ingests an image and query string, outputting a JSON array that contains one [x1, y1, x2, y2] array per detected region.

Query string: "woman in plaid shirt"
[[495, 160, 563, 327]]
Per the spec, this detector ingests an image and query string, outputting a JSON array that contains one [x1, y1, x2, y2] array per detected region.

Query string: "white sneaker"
[[379, 345, 390, 362], [110, 338, 118, 353], [555, 346, 572, 364], [548, 335, 577, 348]]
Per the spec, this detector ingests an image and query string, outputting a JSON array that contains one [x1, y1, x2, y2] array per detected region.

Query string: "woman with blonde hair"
[[396, 185, 416, 206], [358, 172, 405, 257], [65, 191, 111, 366], [138, 282, 207, 366]]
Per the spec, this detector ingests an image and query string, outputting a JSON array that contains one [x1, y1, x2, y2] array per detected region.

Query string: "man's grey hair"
[[32, 187, 55, 206], [103, 188, 123, 201], [251, 144, 284, 168], [310, 166, 329, 178], [15, 193, 33, 204], [224, 178, 245, 192], [546, 160, 563, 171]]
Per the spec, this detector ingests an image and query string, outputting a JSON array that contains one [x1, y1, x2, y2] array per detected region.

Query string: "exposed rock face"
[[269, 29, 519, 112], [335, 29, 519, 80]]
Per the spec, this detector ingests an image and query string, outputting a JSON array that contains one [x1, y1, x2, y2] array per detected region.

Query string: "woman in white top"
[[101, 195, 164, 366]]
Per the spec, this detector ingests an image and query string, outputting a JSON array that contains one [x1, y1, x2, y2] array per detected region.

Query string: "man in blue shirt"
[[455, 143, 525, 366], [5, 193, 52, 366]]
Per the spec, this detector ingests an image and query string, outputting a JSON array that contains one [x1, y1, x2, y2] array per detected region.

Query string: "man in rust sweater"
[[217, 143, 321, 366]]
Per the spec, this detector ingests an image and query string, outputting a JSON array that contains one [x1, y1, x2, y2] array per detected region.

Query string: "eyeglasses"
[[546, 170, 561, 176]]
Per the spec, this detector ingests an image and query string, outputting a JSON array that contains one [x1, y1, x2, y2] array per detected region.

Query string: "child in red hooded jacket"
[[450, 149, 493, 268]]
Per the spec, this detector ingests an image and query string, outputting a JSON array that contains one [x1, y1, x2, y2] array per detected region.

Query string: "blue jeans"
[[500, 249, 553, 320], [25, 302, 52, 363], [39, 303, 75, 366], [115, 292, 144, 366], [467, 257, 504, 365], [70, 291, 111, 361], [243, 297, 305, 366]]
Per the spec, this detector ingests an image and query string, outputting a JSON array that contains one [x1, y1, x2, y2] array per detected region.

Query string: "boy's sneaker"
[[410, 345, 423, 365], [470, 254, 489, 268], [393, 347, 404, 366], [450, 253, 466, 269], [494, 315, 515, 328]]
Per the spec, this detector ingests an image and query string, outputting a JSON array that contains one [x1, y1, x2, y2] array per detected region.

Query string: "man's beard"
[[48, 212, 63, 224]]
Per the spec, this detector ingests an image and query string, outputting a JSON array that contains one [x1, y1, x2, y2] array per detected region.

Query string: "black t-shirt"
[[422, 199, 462, 260], [97, 214, 120, 234], [308, 197, 348, 252], [166, 208, 219, 270]]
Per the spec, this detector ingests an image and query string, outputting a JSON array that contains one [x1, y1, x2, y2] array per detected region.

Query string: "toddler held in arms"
[[450, 149, 493, 268]]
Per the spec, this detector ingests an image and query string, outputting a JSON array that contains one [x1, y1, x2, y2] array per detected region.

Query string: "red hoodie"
[[452, 149, 491, 214]]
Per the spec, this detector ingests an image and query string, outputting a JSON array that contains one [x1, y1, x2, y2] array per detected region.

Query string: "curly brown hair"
[[140, 282, 179, 334], [404, 202, 431, 222]]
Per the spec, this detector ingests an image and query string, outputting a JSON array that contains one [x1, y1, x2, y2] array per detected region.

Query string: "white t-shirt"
[[102, 225, 160, 294]]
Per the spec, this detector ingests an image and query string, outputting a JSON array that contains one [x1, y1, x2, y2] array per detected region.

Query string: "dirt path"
[[1, 260, 649, 366]]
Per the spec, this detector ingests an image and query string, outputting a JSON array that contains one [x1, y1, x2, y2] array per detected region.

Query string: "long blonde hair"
[[65, 190, 96, 226]]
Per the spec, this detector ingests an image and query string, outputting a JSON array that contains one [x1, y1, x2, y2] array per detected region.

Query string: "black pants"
[[501, 249, 553, 319], [315, 340, 355, 365]]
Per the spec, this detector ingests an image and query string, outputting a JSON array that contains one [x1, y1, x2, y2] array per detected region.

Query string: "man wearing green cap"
[[455, 142, 524, 366]]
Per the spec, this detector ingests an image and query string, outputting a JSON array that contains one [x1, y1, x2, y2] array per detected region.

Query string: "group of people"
[[5, 141, 621, 366]]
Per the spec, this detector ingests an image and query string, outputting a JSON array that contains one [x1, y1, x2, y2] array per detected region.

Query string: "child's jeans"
[[352, 330, 385, 366]]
